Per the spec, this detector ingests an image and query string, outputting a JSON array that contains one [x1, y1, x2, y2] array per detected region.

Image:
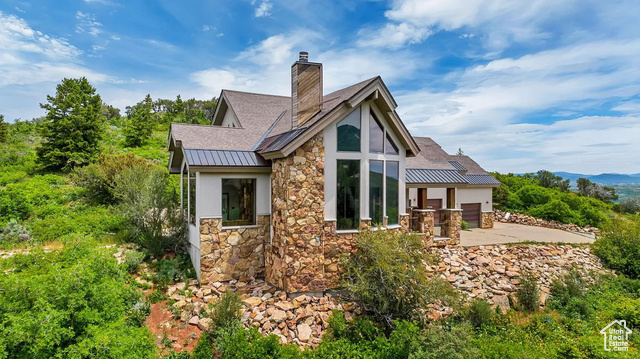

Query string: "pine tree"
[[0, 114, 9, 143], [37, 77, 104, 170], [124, 94, 155, 147]]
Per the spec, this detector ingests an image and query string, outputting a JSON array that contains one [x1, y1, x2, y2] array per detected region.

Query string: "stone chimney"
[[291, 51, 322, 129]]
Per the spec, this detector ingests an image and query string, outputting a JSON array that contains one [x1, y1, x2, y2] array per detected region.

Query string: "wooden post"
[[446, 188, 455, 209], [417, 188, 428, 209]]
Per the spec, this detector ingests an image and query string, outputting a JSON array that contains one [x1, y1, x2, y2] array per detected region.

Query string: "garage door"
[[426, 199, 442, 226], [461, 203, 481, 228]]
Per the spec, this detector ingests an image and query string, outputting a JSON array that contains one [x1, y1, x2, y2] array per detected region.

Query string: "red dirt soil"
[[146, 300, 202, 356]]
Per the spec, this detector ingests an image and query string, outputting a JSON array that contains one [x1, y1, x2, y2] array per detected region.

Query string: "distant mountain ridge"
[[553, 172, 640, 184]]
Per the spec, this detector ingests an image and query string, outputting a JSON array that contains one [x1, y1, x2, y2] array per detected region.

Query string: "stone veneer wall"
[[411, 209, 435, 244], [439, 209, 462, 245], [200, 215, 269, 284], [481, 211, 494, 229], [266, 133, 326, 293]]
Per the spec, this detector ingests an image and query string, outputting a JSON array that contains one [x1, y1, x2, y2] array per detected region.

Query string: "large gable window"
[[385, 133, 399, 155], [337, 107, 361, 152], [337, 160, 360, 230], [222, 178, 256, 227], [369, 160, 384, 225], [369, 113, 384, 153], [386, 161, 399, 225]]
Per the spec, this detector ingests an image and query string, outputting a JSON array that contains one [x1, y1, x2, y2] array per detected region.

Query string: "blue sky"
[[1, 0, 640, 174]]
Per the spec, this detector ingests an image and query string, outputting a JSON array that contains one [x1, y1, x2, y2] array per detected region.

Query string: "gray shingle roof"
[[406, 137, 457, 170], [184, 149, 268, 167], [170, 124, 256, 150], [406, 169, 468, 184]]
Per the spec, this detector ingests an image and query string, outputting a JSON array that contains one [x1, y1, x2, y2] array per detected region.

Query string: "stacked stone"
[[494, 210, 600, 235], [200, 215, 269, 284], [167, 278, 359, 347], [266, 133, 327, 293], [428, 244, 605, 312]]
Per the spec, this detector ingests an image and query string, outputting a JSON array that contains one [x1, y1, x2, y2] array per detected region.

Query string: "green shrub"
[[593, 218, 640, 279], [124, 249, 145, 273], [125, 299, 151, 327], [149, 290, 168, 303], [516, 271, 539, 312], [516, 185, 551, 208], [152, 255, 193, 289], [528, 199, 579, 224], [0, 242, 155, 358], [341, 229, 461, 328], [0, 219, 31, 243], [72, 153, 153, 204], [461, 220, 469, 231], [464, 298, 495, 328], [114, 166, 186, 256], [209, 290, 244, 331]]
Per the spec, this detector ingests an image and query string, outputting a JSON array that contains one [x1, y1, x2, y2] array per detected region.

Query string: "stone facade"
[[439, 209, 462, 244], [266, 133, 326, 293], [411, 209, 435, 244], [481, 211, 494, 229], [200, 215, 269, 284]]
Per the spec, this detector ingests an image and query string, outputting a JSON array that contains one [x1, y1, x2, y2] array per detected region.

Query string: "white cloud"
[[190, 30, 419, 98], [357, 22, 432, 49], [202, 25, 211, 32], [75, 11, 103, 37], [254, 0, 273, 17]]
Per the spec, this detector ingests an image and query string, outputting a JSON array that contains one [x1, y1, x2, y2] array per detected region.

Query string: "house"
[[167, 52, 499, 294], [406, 137, 500, 232]]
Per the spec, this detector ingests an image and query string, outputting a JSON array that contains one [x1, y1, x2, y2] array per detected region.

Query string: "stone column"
[[412, 209, 435, 244], [440, 209, 462, 244], [400, 214, 410, 233], [481, 211, 494, 229]]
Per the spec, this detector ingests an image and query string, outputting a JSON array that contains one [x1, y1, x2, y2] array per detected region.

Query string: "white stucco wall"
[[457, 187, 493, 212], [324, 101, 407, 224]]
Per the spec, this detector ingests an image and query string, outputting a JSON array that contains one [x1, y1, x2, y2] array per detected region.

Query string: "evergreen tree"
[[0, 114, 9, 143], [37, 77, 104, 170], [124, 94, 155, 147]]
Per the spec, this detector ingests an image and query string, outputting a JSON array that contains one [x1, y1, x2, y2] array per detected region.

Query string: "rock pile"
[[429, 244, 605, 312], [494, 210, 600, 236], [167, 278, 359, 347]]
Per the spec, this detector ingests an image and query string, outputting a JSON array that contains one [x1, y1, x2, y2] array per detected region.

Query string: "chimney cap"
[[298, 51, 309, 62]]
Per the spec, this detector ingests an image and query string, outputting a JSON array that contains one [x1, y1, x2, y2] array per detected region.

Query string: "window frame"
[[333, 102, 403, 232], [221, 177, 257, 228]]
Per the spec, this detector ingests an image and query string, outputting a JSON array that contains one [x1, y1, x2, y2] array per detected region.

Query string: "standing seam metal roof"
[[464, 174, 501, 185], [406, 169, 468, 184], [184, 149, 269, 167]]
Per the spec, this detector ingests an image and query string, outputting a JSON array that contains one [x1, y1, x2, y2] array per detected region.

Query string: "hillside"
[[553, 171, 640, 184]]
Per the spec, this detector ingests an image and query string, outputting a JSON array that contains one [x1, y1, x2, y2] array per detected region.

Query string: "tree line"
[[0, 77, 217, 170]]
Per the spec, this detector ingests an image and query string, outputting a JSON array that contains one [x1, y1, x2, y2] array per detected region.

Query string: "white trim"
[[336, 229, 359, 234]]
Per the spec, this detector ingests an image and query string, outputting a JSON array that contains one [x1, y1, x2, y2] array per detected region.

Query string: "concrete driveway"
[[459, 222, 595, 246]]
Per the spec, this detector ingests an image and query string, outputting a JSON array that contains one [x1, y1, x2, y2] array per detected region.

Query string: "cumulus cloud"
[[357, 23, 432, 49]]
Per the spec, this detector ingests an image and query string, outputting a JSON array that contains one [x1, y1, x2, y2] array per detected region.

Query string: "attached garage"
[[461, 203, 481, 228]]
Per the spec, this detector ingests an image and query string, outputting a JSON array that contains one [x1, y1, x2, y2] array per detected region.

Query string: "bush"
[[213, 323, 300, 359], [152, 255, 194, 289], [73, 153, 153, 204], [0, 219, 31, 243], [0, 242, 155, 358], [124, 249, 145, 273], [113, 166, 185, 256], [341, 229, 461, 328], [461, 220, 469, 231], [528, 199, 579, 224], [593, 218, 640, 279], [464, 298, 495, 328], [549, 267, 593, 319], [125, 299, 151, 327], [517, 271, 539, 312], [516, 185, 551, 208], [620, 196, 640, 214], [209, 291, 244, 331]]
